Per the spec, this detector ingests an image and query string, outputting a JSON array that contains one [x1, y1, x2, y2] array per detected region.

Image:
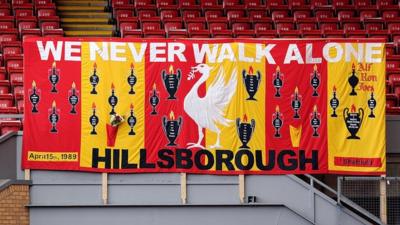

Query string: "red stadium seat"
[[0, 107, 18, 120], [0, 121, 21, 135], [122, 30, 142, 38], [315, 10, 334, 20], [111, 0, 130, 7], [0, 68, 6, 80], [244, 0, 266, 11], [254, 22, 273, 32], [143, 30, 165, 38], [301, 30, 322, 38], [293, 11, 311, 20], [297, 20, 317, 31], [188, 29, 210, 38], [42, 28, 63, 37], [2, 41, 22, 56], [266, 0, 289, 11], [40, 21, 59, 32], [276, 22, 295, 32], [0, 8, 10, 16], [386, 43, 396, 57], [0, 94, 13, 108], [166, 29, 188, 38], [0, 29, 18, 46], [249, 10, 267, 20], [209, 22, 228, 32], [234, 29, 255, 38], [0, 80, 10, 94], [359, 11, 378, 21], [387, 56, 400, 72], [37, 8, 56, 17], [383, 11, 399, 20], [377, 0, 399, 12], [164, 21, 183, 31], [201, 0, 223, 11], [271, 11, 289, 21], [211, 29, 233, 38], [5, 54, 22, 72], [135, 0, 157, 11], [324, 30, 345, 38], [346, 30, 367, 38], [182, 10, 201, 20], [21, 28, 41, 40], [9, 68, 23, 86], [278, 30, 301, 38], [142, 22, 161, 32], [289, 0, 310, 11], [179, 0, 201, 10], [187, 22, 206, 32], [156, 0, 178, 10], [205, 10, 223, 20], [223, 0, 242, 10], [232, 22, 251, 32]]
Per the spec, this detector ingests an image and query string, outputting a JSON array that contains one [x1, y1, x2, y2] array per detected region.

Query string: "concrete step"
[[62, 24, 114, 31], [61, 17, 109, 24], [57, 11, 110, 18], [57, 6, 105, 11], [64, 30, 113, 37], [57, 0, 108, 6]]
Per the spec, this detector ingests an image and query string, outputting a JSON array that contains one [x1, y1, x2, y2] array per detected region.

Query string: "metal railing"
[[339, 177, 400, 225], [300, 175, 384, 225]]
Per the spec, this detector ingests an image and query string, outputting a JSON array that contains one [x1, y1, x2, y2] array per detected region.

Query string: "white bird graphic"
[[184, 64, 237, 149]]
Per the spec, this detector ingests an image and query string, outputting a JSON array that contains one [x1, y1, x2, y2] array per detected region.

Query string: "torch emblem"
[[348, 63, 359, 96], [108, 83, 118, 115], [48, 100, 59, 133], [90, 63, 99, 94], [68, 82, 79, 114], [273, 66, 283, 97], [127, 63, 137, 94], [162, 65, 181, 100], [368, 88, 376, 118], [272, 105, 283, 138], [162, 111, 183, 146], [291, 86, 302, 119], [149, 83, 160, 115], [310, 105, 321, 137], [242, 66, 261, 101], [90, 102, 99, 135], [236, 114, 255, 149], [49, 62, 59, 93], [127, 103, 137, 135], [310, 65, 320, 97], [330, 85, 339, 117], [29, 80, 40, 113]]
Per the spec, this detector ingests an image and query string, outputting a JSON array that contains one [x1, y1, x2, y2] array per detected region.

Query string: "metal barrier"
[[339, 177, 400, 225]]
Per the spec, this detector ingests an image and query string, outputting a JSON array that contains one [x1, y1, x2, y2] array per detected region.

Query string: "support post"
[[102, 173, 108, 205], [24, 169, 30, 180], [380, 175, 387, 224], [180, 173, 187, 204], [239, 175, 245, 203]]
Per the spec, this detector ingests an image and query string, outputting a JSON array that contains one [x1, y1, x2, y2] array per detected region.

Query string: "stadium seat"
[[42, 28, 63, 37], [0, 120, 21, 135], [0, 80, 10, 94], [0, 93, 13, 108]]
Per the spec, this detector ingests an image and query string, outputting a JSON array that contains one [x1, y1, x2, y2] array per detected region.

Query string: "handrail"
[[301, 174, 384, 225], [0, 114, 23, 119]]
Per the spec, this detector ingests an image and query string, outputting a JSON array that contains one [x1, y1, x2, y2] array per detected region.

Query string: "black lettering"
[[157, 149, 174, 168], [299, 150, 319, 170], [256, 150, 275, 170], [113, 149, 120, 169], [121, 149, 137, 169], [235, 149, 254, 170], [216, 150, 234, 171], [140, 149, 155, 168], [278, 150, 297, 171], [194, 149, 214, 170], [176, 149, 193, 169], [92, 148, 111, 169]]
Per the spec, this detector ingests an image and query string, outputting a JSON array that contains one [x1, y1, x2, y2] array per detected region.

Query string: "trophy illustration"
[[29, 80, 40, 113], [49, 62, 59, 93], [90, 102, 99, 135], [242, 66, 261, 101], [273, 66, 283, 97], [108, 83, 118, 115], [162, 65, 181, 100], [68, 82, 79, 114], [310, 65, 320, 97], [272, 105, 283, 138], [343, 105, 364, 139], [48, 100, 59, 133], [127, 103, 137, 135], [368, 89, 376, 118], [330, 85, 339, 117], [162, 111, 183, 146], [348, 63, 359, 96], [149, 83, 160, 115], [127, 63, 137, 94], [291, 86, 302, 119], [310, 105, 321, 137], [236, 114, 255, 149], [90, 63, 99, 94]]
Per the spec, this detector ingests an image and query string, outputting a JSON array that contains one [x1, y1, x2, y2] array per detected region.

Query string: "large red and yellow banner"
[[22, 38, 386, 174]]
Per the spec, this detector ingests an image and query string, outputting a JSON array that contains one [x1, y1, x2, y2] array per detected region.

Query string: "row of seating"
[[0, 0, 57, 135]]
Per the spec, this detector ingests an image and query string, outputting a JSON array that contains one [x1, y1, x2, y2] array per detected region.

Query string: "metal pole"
[[380, 175, 387, 224], [337, 176, 342, 205]]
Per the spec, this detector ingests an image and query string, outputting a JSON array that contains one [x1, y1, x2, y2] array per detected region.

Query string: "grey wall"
[[387, 116, 400, 153], [0, 132, 23, 179]]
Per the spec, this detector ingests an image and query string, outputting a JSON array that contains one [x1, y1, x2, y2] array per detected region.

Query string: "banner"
[[22, 38, 386, 174]]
